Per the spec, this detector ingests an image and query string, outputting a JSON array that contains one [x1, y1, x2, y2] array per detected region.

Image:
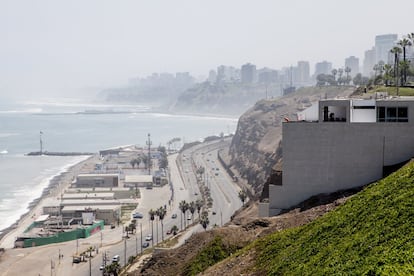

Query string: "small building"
[[61, 192, 115, 200], [264, 96, 414, 216], [61, 205, 120, 225], [124, 175, 153, 188], [73, 173, 119, 188]]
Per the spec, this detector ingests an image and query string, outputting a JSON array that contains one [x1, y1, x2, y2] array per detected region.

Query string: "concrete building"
[[263, 96, 414, 216], [375, 34, 398, 64], [296, 61, 310, 85], [363, 47, 376, 77], [314, 61, 333, 77], [61, 205, 120, 225], [124, 175, 154, 188], [344, 56, 359, 77], [73, 173, 119, 188], [241, 63, 257, 83]]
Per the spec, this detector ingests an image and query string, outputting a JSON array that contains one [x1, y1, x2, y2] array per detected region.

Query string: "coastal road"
[[0, 139, 244, 275]]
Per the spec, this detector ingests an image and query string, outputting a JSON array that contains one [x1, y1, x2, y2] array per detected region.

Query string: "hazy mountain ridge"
[[169, 82, 282, 116]]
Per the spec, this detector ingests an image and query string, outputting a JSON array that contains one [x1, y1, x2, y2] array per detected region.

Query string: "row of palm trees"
[[383, 33, 414, 86], [148, 206, 167, 245], [179, 199, 204, 229]]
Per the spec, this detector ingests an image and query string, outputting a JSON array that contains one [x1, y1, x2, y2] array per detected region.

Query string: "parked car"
[[99, 264, 105, 270], [166, 229, 172, 235], [212, 211, 216, 215], [132, 212, 143, 219], [171, 213, 177, 219], [142, 242, 150, 248], [145, 234, 152, 241]]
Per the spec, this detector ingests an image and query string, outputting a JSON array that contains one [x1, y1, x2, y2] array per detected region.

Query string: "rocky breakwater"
[[228, 86, 354, 199]]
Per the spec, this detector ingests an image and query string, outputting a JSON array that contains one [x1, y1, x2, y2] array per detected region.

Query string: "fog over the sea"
[[1, 0, 413, 100]]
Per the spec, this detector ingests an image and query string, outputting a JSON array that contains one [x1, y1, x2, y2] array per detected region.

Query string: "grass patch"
[[249, 161, 414, 275], [183, 235, 238, 275], [371, 85, 414, 96]]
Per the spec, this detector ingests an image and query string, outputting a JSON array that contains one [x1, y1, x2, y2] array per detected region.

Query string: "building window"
[[377, 107, 408, 122]]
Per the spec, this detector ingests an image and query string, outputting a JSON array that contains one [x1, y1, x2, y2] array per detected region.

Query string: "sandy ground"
[[0, 155, 98, 249]]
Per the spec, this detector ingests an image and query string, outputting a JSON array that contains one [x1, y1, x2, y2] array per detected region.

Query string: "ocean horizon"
[[0, 99, 238, 232]]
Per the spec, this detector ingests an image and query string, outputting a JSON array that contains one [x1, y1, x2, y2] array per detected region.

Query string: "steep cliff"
[[229, 86, 354, 197]]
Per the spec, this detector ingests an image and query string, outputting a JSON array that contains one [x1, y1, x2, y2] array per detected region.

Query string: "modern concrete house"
[[263, 96, 414, 216]]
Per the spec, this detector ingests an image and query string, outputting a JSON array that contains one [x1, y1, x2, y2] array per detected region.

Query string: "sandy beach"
[[0, 155, 98, 249]]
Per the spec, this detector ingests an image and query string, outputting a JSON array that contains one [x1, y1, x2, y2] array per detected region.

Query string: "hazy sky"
[[1, 0, 414, 98]]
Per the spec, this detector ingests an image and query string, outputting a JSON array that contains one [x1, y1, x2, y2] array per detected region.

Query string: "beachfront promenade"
[[0, 138, 243, 275]]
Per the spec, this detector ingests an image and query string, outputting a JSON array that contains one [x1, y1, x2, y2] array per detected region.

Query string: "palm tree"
[[171, 225, 179, 235], [331, 69, 337, 83], [383, 64, 393, 85], [156, 206, 167, 241], [179, 200, 188, 230], [238, 190, 247, 207], [189, 201, 196, 223], [344, 67, 352, 85], [337, 68, 344, 85], [199, 211, 209, 231], [390, 46, 402, 95], [195, 199, 203, 220], [398, 38, 412, 85], [148, 209, 156, 247]]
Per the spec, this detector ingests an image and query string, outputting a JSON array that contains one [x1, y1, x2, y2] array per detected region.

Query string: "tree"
[[238, 190, 247, 206], [331, 69, 338, 82], [383, 64, 393, 86], [171, 225, 179, 235], [179, 200, 188, 230], [398, 38, 412, 85], [130, 159, 136, 169], [337, 68, 344, 85], [199, 211, 209, 231], [189, 201, 196, 223], [353, 73, 363, 86], [148, 209, 156, 247], [195, 199, 203, 219], [390, 46, 402, 94], [106, 261, 120, 276], [156, 206, 167, 241], [344, 67, 352, 85]]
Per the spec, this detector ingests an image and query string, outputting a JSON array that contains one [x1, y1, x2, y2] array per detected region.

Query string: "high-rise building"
[[363, 47, 376, 77], [208, 70, 217, 83], [297, 61, 310, 85], [344, 56, 359, 77], [241, 63, 257, 83], [314, 61, 333, 76], [375, 34, 398, 64]]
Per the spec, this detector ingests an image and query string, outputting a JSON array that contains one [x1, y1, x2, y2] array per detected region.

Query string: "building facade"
[[375, 34, 398, 64], [344, 56, 359, 77], [241, 63, 257, 83], [264, 96, 414, 216]]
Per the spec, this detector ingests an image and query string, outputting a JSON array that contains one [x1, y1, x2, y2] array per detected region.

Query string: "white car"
[[145, 234, 152, 241]]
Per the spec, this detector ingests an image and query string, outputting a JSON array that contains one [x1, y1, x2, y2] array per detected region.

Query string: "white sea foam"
[[0, 155, 90, 232]]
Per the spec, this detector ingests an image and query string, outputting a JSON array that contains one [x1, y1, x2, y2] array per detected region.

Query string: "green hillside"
[[245, 161, 414, 275]]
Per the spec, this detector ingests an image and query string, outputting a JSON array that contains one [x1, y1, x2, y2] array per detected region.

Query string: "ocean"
[[0, 99, 239, 232]]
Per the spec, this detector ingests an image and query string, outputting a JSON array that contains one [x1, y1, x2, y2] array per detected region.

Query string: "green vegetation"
[[183, 235, 238, 275], [369, 85, 414, 96], [246, 161, 414, 275]]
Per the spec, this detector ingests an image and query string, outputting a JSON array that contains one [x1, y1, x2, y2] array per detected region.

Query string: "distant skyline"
[[1, 0, 414, 99]]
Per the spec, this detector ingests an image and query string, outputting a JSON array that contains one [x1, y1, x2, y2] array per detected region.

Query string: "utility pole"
[[140, 223, 143, 254], [40, 131, 43, 154], [124, 238, 127, 267], [146, 133, 152, 175]]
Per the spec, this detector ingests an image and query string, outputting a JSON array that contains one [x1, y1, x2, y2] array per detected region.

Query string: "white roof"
[[35, 214, 50, 222], [62, 193, 114, 199], [61, 205, 120, 212], [124, 175, 153, 183], [61, 199, 120, 206]]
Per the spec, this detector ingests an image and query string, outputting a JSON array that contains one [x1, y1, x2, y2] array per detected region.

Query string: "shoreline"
[[0, 155, 96, 248]]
